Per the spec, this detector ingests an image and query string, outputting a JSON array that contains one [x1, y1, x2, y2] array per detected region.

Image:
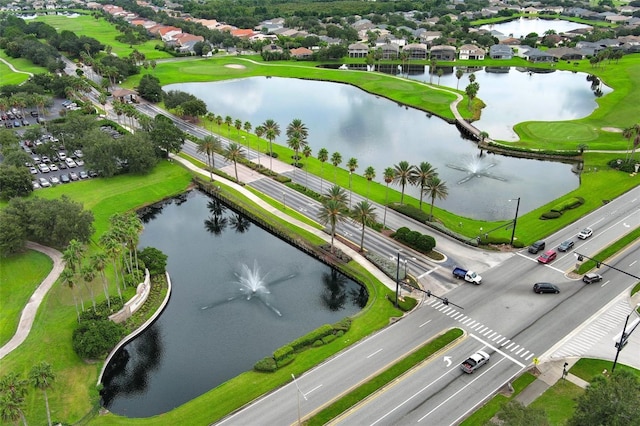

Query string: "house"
[[523, 48, 556, 63], [546, 47, 585, 60], [418, 31, 442, 47], [348, 43, 369, 58], [290, 47, 313, 59], [458, 44, 486, 60], [231, 29, 255, 39], [489, 44, 514, 59], [604, 15, 632, 24], [380, 43, 399, 59], [159, 26, 182, 42], [430, 45, 456, 61], [173, 33, 204, 53], [403, 43, 428, 60]]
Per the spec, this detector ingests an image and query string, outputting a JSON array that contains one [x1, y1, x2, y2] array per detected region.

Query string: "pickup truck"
[[460, 350, 490, 373], [452, 267, 482, 285]]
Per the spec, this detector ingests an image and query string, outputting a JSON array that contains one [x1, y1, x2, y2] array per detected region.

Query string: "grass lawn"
[[33, 13, 172, 61], [0, 50, 48, 85], [530, 379, 583, 425], [0, 250, 52, 347]]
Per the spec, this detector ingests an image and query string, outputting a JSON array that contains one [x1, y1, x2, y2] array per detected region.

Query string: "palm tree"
[[99, 231, 123, 301], [325, 184, 348, 205], [0, 372, 28, 426], [331, 151, 342, 183], [393, 161, 415, 204], [197, 135, 221, 181], [29, 362, 55, 426], [317, 148, 329, 193], [224, 142, 244, 181], [478, 131, 489, 144], [383, 167, 394, 228], [254, 125, 265, 166], [286, 118, 308, 141], [424, 175, 449, 222], [243, 121, 252, 158], [206, 112, 215, 131], [411, 161, 437, 210], [287, 130, 302, 170], [60, 267, 81, 320], [215, 115, 223, 131], [455, 68, 464, 90], [364, 166, 376, 200], [429, 57, 438, 84], [261, 119, 280, 171], [318, 198, 348, 254], [346, 157, 358, 207], [622, 124, 640, 162], [90, 252, 111, 309], [351, 200, 377, 252], [302, 145, 313, 187], [437, 68, 444, 85], [234, 119, 242, 139], [224, 115, 233, 138], [81, 263, 97, 311]]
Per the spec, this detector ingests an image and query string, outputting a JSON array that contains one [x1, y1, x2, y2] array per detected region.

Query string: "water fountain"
[[446, 154, 507, 184]]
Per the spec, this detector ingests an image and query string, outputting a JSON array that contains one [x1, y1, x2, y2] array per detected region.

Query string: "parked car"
[[583, 273, 603, 284], [49, 163, 58, 172], [537, 250, 557, 264], [30, 111, 39, 117], [73, 149, 83, 158], [32, 180, 41, 189], [558, 240, 574, 252], [578, 228, 593, 240], [13, 120, 20, 127], [59, 174, 70, 184], [49, 175, 60, 185], [528, 240, 546, 254], [58, 162, 67, 170], [21, 119, 29, 126], [75, 159, 85, 167], [38, 177, 51, 188], [65, 158, 77, 168], [38, 163, 50, 173], [58, 152, 67, 160], [88, 170, 98, 178], [69, 172, 79, 181], [29, 167, 38, 174], [79, 170, 89, 179], [533, 282, 560, 294]]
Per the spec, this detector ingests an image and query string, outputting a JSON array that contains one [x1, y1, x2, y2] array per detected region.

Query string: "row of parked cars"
[[34, 170, 94, 188]]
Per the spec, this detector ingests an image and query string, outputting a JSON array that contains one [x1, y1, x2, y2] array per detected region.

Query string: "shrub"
[[332, 317, 351, 332], [391, 204, 431, 223], [72, 320, 126, 359], [290, 324, 334, 351], [138, 247, 168, 275], [276, 354, 296, 368], [312, 340, 324, 347], [273, 345, 294, 362], [254, 357, 277, 372], [406, 230, 420, 246], [541, 211, 562, 219], [322, 334, 337, 344], [336, 330, 344, 337], [416, 234, 436, 252]]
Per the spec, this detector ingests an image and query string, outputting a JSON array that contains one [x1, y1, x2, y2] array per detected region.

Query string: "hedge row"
[[393, 227, 436, 254], [254, 318, 352, 372], [540, 196, 584, 220]]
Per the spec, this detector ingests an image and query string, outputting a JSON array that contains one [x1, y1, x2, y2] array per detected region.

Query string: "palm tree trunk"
[[430, 198, 435, 221], [44, 389, 52, 426], [360, 223, 365, 251]]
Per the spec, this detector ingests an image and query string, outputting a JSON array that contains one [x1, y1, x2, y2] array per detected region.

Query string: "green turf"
[[0, 250, 53, 347], [529, 379, 583, 424]]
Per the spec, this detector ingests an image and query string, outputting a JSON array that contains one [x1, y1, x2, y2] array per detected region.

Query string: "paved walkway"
[[0, 57, 34, 79], [0, 242, 65, 360]]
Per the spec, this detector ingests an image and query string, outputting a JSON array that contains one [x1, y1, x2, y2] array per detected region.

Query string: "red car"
[[537, 250, 557, 264]]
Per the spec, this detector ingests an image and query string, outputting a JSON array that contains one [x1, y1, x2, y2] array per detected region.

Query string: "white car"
[[49, 163, 59, 171], [65, 158, 77, 168], [38, 163, 50, 173], [578, 228, 593, 240], [49, 176, 60, 185], [75, 159, 85, 167], [58, 152, 67, 160], [38, 177, 51, 188]]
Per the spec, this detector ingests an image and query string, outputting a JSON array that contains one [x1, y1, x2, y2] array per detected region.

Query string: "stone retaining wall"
[[108, 269, 150, 323]]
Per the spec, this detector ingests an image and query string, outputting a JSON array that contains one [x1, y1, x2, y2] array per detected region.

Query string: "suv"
[[533, 282, 560, 294], [583, 273, 603, 284], [537, 250, 557, 264], [578, 228, 593, 240], [528, 240, 546, 254]]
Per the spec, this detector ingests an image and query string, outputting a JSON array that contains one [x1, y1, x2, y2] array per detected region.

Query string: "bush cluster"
[[391, 203, 432, 223], [72, 319, 126, 360], [608, 158, 639, 173], [254, 318, 352, 372], [320, 244, 352, 262], [392, 227, 436, 254], [540, 196, 584, 220]]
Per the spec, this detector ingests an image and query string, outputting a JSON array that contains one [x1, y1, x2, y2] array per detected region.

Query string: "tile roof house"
[[430, 45, 456, 61], [489, 44, 514, 59], [173, 33, 204, 52], [348, 42, 370, 58], [231, 28, 255, 39], [290, 47, 313, 59], [458, 44, 486, 60], [403, 43, 428, 60], [159, 26, 182, 41]]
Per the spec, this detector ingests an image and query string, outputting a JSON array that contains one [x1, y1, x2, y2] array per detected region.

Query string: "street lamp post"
[[395, 249, 403, 308], [612, 304, 640, 373], [509, 197, 520, 246]]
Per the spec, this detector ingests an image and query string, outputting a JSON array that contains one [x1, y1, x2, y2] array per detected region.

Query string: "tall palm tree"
[[60, 267, 81, 319], [622, 124, 640, 162], [424, 175, 449, 222], [215, 115, 223, 131], [234, 119, 242, 139], [254, 125, 265, 166], [206, 112, 215, 131], [224, 115, 233, 138], [302, 145, 312, 187], [411, 161, 437, 210], [287, 130, 302, 170], [346, 157, 358, 207], [331, 151, 342, 183], [317, 148, 329, 193], [261, 119, 280, 171], [99, 231, 123, 301], [81, 263, 97, 311], [90, 252, 111, 309], [393, 161, 415, 204], [243, 121, 252, 159], [29, 362, 55, 426], [383, 167, 394, 229], [364, 166, 376, 200], [429, 57, 438, 84], [455, 68, 464, 90], [0, 372, 28, 426], [224, 142, 244, 181], [325, 184, 348, 205], [351, 200, 377, 252], [197, 135, 221, 181], [318, 198, 348, 254], [286, 118, 308, 141]]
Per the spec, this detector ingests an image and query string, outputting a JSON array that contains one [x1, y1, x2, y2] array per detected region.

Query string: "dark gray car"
[[528, 240, 546, 254]]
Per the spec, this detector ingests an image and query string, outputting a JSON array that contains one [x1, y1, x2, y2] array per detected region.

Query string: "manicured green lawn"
[[33, 13, 171, 60], [0, 250, 52, 347], [530, 379, 583, 424], [0, 50, 47, 85]]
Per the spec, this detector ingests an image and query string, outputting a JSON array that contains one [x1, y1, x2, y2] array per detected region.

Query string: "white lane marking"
[[525, 353, 535, 361], [367, 349, 383, 359], [369, 368, 453, 426], [488, 332, 497, 339], [304, 384, 322, 397], [419, 320, 432, 328], [601, 280, 611, 287], [510, 345, 520, 353], [629, 260, 637, 267], [516, 347, 524, 355], [521, 350, 530, 358], [469, 334, 525, 368], [417, 358, 507, 422]]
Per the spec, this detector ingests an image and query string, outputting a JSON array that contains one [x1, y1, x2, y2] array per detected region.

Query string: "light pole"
[[509, 197, 520, 246], [395, 249, 403, 308], [349, 171, 353, 208], [612, 304, 640, 373], [282, 191, 286, 210], [291, 373, 307, 425]]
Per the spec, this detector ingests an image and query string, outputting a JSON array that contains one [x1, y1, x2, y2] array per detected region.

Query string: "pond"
[[165, 77, 581, 220], [479, 17, 591, 39], [100, 190, 366, 417]]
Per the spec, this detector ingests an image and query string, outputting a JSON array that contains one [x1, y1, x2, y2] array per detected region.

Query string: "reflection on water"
[[166, 77, 581, 220], [101, 191, 366, 417]]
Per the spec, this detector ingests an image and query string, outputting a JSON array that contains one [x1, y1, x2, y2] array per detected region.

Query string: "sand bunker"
[[602, 127, 623, 133], [225, 64, 246, 69]]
